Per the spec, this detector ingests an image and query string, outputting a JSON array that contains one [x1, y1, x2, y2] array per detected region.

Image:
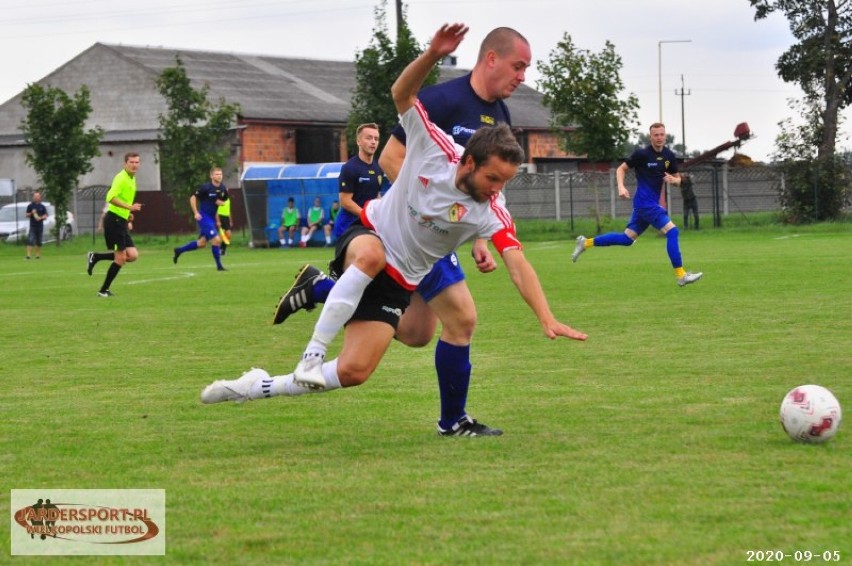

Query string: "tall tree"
[[772, 94, 850, 222], [347, 1, 436, 156], [20, 84, 103, 243], [537, 34, 639, 162], [750, 0, 852, 164], [751, 1, 852, 221], [157, 57, 240, 213]]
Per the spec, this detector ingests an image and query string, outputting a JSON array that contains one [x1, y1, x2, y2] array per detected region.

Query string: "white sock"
[[304, 266, 373, 356], [251, 359, 342, 397]]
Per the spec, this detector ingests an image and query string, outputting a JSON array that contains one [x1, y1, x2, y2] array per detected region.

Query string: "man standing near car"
[[25, 191, 47, 259]]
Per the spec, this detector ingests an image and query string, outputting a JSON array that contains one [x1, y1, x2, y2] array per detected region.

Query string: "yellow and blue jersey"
[[623, 145, 678, 209]]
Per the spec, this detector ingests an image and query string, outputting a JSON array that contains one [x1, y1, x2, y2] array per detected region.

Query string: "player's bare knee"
[[336, 361, 373, 387], [351, 247, 385, 275]]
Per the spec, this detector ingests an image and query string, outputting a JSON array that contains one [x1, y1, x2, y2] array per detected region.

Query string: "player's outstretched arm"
[[502, 249, 588, 341], [616, 162, 632, 199], [391, 23, 468, 115]]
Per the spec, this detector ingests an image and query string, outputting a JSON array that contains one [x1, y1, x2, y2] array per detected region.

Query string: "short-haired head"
[[461, 123, 525, 168], [356, 123, 379, 137], [477, 27, 529, 62]]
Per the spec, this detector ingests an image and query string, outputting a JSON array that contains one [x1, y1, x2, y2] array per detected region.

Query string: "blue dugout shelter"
[[241, 163, 343, 247]]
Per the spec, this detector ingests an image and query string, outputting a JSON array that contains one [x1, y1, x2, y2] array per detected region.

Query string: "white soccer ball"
[[780, 384, 842, 444]]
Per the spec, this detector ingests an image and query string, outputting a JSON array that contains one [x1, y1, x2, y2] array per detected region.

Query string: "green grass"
[[1, 225, 850, 565]]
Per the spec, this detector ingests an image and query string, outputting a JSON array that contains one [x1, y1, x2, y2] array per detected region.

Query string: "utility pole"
[[395, 0, 403, 41], [657, 39, 690, 122], [675, 74, 691, 155]]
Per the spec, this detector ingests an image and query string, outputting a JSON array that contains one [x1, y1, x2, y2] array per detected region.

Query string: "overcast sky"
[[1, 0, 849, 162]]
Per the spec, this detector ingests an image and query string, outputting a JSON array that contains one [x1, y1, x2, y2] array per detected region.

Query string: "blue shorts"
[[416, 253, 466, 303], [627, 205, 671, 236], [198, 216, 218, 240]]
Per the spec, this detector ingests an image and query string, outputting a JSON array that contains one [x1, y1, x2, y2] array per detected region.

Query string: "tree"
[[772, 95, 850, 222], [536, 34, 639, 162], [751, 0, 852, 164], [751, 0, 852, 221], [537, 34, 639, 233], [157, 57, 240, 213], [347, 1, 436, 156], [20, 84, 103, 243]]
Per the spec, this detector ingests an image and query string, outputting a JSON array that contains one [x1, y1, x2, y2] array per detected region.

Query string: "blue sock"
[[177, 241, 198, 254], [313, 278, 334, 303], [212, 245, 222, 269], [594, 232, 634, 247], [666, 227, 682, 268], [435, 340, 471, 430]]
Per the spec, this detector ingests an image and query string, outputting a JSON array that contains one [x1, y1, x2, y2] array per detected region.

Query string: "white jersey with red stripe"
[[362, 100, 521, 290]]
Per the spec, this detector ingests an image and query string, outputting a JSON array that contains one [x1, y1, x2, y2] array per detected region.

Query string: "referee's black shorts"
[[103, 211, 134, 251]]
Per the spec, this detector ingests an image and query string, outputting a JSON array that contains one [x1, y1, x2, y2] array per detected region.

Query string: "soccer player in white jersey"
[[200, 24, 588, 435]]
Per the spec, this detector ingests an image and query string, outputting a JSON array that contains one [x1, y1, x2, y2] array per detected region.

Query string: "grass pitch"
[[1, 223, 850, 565]]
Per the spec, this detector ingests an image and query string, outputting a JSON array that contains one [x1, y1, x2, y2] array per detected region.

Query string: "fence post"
[[722, 162, 729, 216], [568, 174, 575, 232], [554, 171, 561, 221]]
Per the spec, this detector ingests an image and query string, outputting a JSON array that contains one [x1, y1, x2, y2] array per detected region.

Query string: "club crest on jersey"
[[481, 115, 495, 125], [448, 202, 468, 222], [418, 176, 429, 188]]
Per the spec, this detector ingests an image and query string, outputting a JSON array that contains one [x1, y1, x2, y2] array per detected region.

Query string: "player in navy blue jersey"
[[334, 123, 385, 239], [379, 27, 531, 436], [572, 123, 702, 286], [173, 167, 229, 271]]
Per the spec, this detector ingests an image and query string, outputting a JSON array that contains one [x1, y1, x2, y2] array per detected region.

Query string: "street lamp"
[[658, 39, 691, 122]]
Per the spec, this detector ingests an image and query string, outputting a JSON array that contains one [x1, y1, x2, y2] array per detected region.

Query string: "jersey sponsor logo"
[[358, 177, 372, 183], [451, 125, 477, 138], [448, 202, 467, 222], [409, 204, 449, 236], [381, 305, 402, 318], [418, 176, 430, 188]]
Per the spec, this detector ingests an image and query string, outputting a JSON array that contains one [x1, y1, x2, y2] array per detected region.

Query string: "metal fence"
[[504, 164, 784, 228]]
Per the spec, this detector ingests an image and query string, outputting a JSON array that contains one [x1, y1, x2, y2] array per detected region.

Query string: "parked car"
[[0, 201, 76, 243]]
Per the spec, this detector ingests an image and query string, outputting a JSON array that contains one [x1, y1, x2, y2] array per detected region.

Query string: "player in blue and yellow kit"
[[572, 123, 702, 286], [173, 167, 229, 271]]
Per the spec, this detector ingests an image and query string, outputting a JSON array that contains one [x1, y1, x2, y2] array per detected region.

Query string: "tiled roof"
[[0, 43, 553, 138]]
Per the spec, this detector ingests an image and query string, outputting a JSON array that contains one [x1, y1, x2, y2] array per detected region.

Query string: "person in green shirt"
[[325, 200, 339, 246], [217, 186, 232, 255], [86, 152, 143, 297], [277, 197, 299, 247], [299, 196, 328, 248]]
